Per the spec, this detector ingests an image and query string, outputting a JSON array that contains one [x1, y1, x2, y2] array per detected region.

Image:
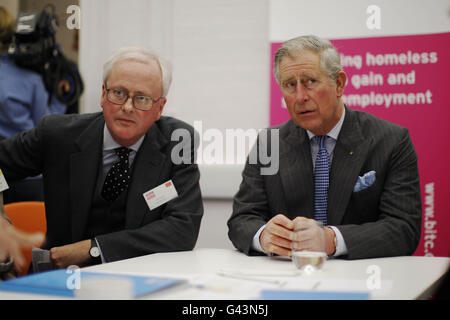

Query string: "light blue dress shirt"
[[101, 124, 144, 179], [252, 108, 348, 257]]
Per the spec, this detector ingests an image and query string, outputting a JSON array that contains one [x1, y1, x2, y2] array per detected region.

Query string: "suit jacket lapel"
[[69, 114, 104, 242], [279, 121, 315, 219], [327, 107, 372, 225], [125, 124, 168, 229]]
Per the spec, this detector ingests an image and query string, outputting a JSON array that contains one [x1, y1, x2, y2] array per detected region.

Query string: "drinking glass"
[[291, 220, 327, 273]]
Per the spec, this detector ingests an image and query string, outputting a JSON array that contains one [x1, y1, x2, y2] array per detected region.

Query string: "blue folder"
[[0, 269, 185, 298]]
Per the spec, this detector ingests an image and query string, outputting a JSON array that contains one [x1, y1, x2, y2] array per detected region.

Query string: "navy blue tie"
[[314, 136, 330, 225], [101, 147, 132, 202]]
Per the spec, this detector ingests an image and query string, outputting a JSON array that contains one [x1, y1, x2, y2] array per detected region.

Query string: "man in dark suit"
[[228, 35, 421, 259], [0, 47, 203, 270]]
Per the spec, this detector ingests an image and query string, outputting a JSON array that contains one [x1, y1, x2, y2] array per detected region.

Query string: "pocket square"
[[353, 170, 376, 192]]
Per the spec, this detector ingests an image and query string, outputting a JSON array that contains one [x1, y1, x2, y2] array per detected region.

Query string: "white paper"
[[0, 169, 9, 192]]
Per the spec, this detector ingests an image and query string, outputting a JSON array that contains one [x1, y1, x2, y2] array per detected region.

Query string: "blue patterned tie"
[[314, 136, 330, 225]]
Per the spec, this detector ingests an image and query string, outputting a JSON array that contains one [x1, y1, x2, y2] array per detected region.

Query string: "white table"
[[1, 248, 448, 300]]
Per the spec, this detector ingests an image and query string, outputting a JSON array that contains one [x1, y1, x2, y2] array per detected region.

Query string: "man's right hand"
[[259, 214, 295, 257]]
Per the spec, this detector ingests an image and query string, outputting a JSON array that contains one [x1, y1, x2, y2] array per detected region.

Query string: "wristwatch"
[[89, 239, 101, 263]]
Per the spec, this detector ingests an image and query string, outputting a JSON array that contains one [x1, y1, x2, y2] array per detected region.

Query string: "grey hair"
[[103, 46, 172, 97], [274, 35, 341, 84]]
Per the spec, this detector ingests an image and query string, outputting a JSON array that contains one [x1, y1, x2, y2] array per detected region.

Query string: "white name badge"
[[143, 180, 178, 211], [0, 169, 9, 192]]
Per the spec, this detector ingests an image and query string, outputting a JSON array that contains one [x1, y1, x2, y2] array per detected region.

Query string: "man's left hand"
[[291, 217, 337, 256], [50, 240, 91, 269], [291, 217, 327, 252]]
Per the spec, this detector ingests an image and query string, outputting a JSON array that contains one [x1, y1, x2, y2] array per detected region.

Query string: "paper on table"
[[218, 268, 301, 277], [177, 274, 280, 300], [215, 269, 393, 298]]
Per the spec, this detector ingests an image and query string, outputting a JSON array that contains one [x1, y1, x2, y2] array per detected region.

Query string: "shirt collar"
[[307, 107, 346, 141], [103, 124, 145, 153]]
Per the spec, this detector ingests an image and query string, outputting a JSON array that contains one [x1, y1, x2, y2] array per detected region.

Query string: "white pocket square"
[[353, 170, 376, 192]]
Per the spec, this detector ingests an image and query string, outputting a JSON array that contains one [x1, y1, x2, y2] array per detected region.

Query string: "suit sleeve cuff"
[[95, 238, 106, 264], [252, 224, 272, 256]]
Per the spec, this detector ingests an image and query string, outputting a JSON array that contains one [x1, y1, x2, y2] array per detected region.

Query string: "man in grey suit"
[[0, 47, 203, 270], [228, 35, 421, 260]]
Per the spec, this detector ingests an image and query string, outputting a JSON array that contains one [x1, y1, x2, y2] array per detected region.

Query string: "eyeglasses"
[[105, 87, 164, 111]]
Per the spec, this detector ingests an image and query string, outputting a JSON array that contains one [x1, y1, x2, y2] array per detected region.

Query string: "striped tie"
[[314, 136, 330, 225]]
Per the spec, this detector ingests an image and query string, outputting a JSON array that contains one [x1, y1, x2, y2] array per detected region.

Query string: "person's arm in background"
[[30, 76, 67, 127], [0, 192, 44, 278], [0, 70, 67, 140]]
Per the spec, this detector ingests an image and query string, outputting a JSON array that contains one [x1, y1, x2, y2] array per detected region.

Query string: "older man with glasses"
[[0, 47, 203, 272]]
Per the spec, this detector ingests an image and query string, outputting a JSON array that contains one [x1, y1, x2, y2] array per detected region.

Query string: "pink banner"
[[270, 32, 450, 257]]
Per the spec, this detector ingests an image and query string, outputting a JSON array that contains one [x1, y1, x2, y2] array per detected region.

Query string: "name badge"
[[143, 180, 178, 211], [0, 169, 9, 192]]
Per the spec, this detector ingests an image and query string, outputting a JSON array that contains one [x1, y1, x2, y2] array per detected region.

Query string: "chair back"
[[4, 201, 46, 276]]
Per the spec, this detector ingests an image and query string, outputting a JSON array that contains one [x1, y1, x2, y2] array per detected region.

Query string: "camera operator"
[[0, 6, 67, 204]]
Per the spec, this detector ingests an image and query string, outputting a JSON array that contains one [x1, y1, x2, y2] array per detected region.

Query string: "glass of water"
[[291, 220, 327, 273]]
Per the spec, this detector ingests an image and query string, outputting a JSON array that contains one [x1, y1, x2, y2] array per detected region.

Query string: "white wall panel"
[[270, 0, 450, 41]]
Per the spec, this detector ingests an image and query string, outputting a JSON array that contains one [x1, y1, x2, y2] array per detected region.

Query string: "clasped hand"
[[259, 214, 327, 256]]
